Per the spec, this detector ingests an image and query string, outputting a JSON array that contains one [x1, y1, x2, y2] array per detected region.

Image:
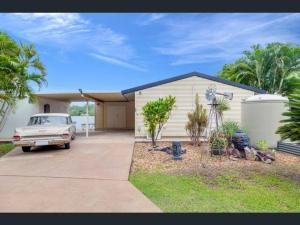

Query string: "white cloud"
[[0, 13, 141, 70], [90, 53, 147, 72], [154, 13, 300, 65], [3, 13, 89, 44], [139, 13, 167, 26]]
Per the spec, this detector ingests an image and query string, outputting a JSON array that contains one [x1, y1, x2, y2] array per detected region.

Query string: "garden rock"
[[244, 147, 257, 161], [264, 150, 276, 161], [160, 146, 186, 155], [256, 151, 274, 164]]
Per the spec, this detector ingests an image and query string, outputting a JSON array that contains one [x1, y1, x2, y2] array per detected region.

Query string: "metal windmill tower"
[[205, 86, 233, 138]]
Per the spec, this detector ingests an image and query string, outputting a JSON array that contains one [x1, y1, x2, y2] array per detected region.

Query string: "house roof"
[[121, 72, 267, 95]]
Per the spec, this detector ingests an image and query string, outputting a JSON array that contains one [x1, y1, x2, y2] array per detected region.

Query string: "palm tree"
[[0, 32, 20, 105], [16, 43, 47, 102], [0, 32, 46, 105], [219, 43, 300, 95], [0, 32, 46, 127]]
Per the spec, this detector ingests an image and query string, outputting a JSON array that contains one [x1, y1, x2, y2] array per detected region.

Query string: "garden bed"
[[131, 141, 300, 182]]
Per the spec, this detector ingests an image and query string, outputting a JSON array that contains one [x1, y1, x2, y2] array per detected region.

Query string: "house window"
[[44, 104, 50, 113]]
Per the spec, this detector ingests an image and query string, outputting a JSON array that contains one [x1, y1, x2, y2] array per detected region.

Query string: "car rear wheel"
[[64, 143, 70, 149], [22, 146, 31, 152]]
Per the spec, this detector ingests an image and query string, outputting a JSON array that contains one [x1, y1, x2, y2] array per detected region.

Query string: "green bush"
[[222, 121, 240, 147], [256, 139, 269, 151], [222, 121, 240, 137], [142, 95, 176, 147]]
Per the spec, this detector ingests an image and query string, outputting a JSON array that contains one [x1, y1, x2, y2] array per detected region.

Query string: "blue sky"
[[1, 13, 300, 92]]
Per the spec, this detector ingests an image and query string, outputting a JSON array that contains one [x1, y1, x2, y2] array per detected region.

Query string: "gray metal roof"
[[121, 72, 267, 94]]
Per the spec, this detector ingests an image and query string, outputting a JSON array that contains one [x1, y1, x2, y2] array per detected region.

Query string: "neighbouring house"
[[0, 72, 265, 139]]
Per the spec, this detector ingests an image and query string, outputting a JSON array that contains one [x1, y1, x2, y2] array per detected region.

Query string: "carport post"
[[86, 100, 89, 137]]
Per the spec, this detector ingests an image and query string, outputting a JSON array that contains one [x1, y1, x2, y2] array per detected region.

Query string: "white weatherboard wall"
[[0, 99, 38, 139], [135, 76, 256, 138]]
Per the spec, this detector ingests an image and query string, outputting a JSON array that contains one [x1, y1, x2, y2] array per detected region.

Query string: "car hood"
[[16, 124, 70, 136]]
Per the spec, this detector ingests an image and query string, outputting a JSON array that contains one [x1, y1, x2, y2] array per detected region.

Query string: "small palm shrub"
[[216, 97, 230, 120], [185, 94, 208, 146]]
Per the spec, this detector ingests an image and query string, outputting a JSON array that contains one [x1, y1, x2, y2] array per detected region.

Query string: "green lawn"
[[0, 143, 15, 157], [129, 171, 300, 212]]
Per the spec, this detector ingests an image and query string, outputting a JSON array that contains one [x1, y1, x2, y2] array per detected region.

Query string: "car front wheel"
[[22, 146, 31, 152], [64, 143, 70, 149]]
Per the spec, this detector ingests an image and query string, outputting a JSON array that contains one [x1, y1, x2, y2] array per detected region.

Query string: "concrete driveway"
[[0, 131, 161, 212]]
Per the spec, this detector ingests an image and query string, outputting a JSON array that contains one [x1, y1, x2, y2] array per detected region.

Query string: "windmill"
[[205, 85, 233, 138]]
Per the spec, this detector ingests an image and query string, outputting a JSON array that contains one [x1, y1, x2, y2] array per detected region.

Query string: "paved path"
[[0, 131, 161, 212]]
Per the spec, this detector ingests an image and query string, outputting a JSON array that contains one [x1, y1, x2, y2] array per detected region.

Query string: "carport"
[[35, 91, 135, 137]]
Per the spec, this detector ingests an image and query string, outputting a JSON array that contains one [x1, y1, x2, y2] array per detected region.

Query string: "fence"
[[277, 141, 300, 156]]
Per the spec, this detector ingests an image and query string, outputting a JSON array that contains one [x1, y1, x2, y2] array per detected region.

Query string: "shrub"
[[142, 95, 176, 147], [222, 121, 240, 147], [276, 92, 300, 142], [256, 139, 269, 151], [216, 97, 230, 120], [185, 94, 208, 146], [211, 136, 227, 149], [209, 130, 227, 151]]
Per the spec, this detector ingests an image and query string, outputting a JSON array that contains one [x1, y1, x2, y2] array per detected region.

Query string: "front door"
[[106, 105, 126, 128]]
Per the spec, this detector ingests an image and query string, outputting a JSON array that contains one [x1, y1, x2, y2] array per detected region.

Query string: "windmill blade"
[[205, 87, 217, 102]]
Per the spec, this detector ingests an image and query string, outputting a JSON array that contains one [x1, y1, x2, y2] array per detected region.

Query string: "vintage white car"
[[13, 113, 76, 152]]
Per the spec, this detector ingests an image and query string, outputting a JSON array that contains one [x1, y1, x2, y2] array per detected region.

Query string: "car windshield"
[[28, 116, 68, 125]]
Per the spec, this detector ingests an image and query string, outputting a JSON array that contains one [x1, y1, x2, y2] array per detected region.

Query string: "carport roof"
[[35, 91, 128, 102]]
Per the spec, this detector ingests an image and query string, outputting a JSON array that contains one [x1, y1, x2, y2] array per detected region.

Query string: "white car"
[[13, 113, 76, 152]]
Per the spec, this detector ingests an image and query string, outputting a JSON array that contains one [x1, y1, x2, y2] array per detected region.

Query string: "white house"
[[0, 72, 265, 139]]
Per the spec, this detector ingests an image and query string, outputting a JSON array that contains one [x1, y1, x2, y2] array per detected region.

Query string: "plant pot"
[[211, 147, 225, 155]]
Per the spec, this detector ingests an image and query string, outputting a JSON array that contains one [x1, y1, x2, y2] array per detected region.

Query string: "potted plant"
[[209, 131, 227, 155]]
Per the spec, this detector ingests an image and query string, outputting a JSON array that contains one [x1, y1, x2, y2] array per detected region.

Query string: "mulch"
[[131, 141, 300, 182]]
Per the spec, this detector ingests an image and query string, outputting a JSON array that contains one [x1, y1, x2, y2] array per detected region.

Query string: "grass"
[[0, 143, 15, 157], [129, 171, 300, 212]]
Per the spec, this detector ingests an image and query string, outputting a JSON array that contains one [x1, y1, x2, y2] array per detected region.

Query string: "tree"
[[219, 43, 300, 95], [142, 95, 176, 147], [0, 32, 20, 105], [69, 104, 95, 116], [185, 94, 208, 146], [276, 91, 300, 142], [0, 32, 46, 116], [16, 43, 47, 103]]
